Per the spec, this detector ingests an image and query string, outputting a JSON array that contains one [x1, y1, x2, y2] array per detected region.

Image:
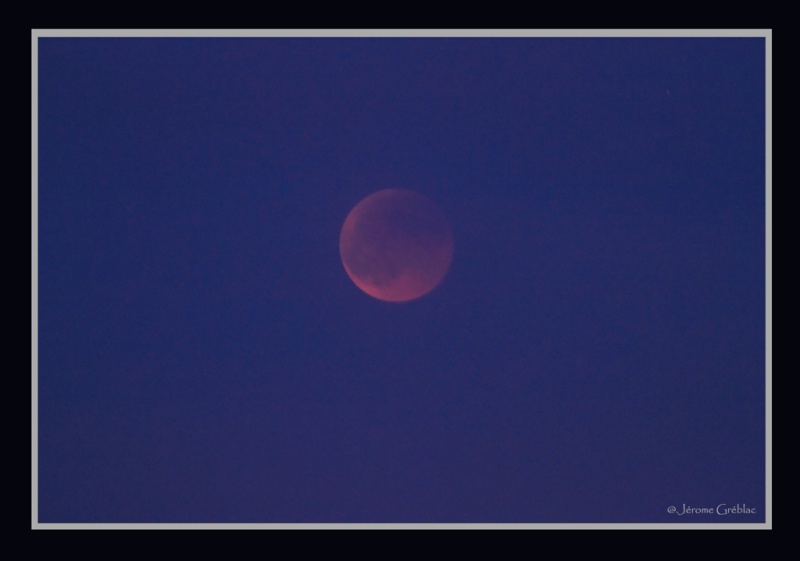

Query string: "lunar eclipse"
[[339, 189, 454, 302]]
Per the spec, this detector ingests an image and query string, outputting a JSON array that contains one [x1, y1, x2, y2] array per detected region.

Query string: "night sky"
[[36, 36, 766, 524]]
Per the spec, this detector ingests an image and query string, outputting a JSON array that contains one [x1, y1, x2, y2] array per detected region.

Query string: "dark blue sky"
[[37, 36, 766, 523]]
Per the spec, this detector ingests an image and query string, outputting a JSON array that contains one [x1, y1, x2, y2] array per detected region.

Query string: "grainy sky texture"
[[37, 36, 766, 523]]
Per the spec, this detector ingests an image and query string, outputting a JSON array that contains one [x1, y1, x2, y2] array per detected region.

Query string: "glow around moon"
[[339, 189, 454, 302]]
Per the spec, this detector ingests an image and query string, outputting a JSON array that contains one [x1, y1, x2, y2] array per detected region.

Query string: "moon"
[[339, 189, 454, 302]]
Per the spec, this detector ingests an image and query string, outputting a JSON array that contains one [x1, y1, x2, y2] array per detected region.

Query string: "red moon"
[[339, 189, 454, 302]]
